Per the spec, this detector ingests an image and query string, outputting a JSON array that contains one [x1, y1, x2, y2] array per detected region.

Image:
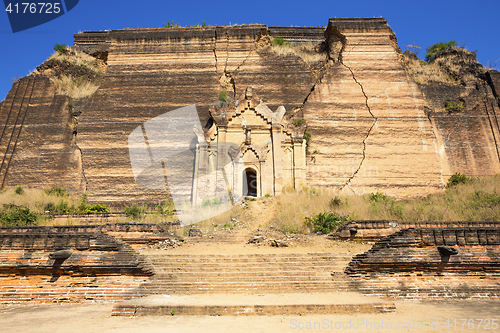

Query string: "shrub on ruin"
[[124, 204, 143, 218], [195, 21, 208, 28], [43, 49, 104, 99], [369, 192, 391, 203], [86, 204, 110, 213], [329, 196, 342, 208], [55, 199, 72, 213], [53, 43, 67, 53], [445, 100, 464, 112], [163, 20, 179, 28], [14, 186, 24, 195], [291, 119, 306, 127], [470, 190, 500, 209], [75, 193, 109, 213], [446, 172, 470, 188], [0, 204, 38, 226], [43, 202, 56, 213], [155, 198, 174, 215], [303, 129, 312, 154], [201, 197, 221, 207], [305, 212, 344, 234], [44, 187, 68, 197], [271, 37, 290, 47], [269, 38, 326, 64], [405, 43, 421, 57], [366, 192, 406, 219], [403, 56, 456, 85], [425, 40, 458, 62], [219, 90, 229, 103]]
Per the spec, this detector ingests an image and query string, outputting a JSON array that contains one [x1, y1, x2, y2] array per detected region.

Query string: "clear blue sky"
[[1, 0, 499, 101]]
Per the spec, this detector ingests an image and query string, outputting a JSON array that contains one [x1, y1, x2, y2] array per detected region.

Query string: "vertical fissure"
[[223, 29, 230, 74], [73, 95, 93, 193], [339, 42, 377, 193], [213, 29, 218, 76]]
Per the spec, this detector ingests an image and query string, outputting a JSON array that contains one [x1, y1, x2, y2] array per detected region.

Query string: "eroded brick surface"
[[331, 220, 500, 242], [345, 227, 500, 299], [0, 225, 155, 306]]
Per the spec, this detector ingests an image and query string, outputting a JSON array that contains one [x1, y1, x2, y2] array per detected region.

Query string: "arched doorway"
[[244, 168, 258, 197]]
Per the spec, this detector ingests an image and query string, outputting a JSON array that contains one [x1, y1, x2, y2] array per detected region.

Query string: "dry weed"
[[0, 187, 81, 222], [185, 204, 243, 233], [267, 175, 500, 233], [48, 50, 99, 70], [271, 188, 332, 233], [272, 42, 327, 65], [50, 74, 101, 99], [405, 58, 456, 85], [40, 48, 105, 99]]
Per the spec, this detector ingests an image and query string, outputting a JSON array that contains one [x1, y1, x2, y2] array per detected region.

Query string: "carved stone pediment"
[[209, 87, 305, 142], [241, 139, 272, 161]]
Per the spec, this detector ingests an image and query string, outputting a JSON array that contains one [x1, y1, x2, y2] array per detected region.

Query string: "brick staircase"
[[113, 251, 397, 316], [138, 253, 354, 295]]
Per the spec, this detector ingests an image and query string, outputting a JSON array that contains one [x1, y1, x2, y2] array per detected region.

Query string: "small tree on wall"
[[425, 40, 458, 62]]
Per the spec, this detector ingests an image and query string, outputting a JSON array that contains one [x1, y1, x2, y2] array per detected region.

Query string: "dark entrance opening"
[[245, 169, 257, 197]]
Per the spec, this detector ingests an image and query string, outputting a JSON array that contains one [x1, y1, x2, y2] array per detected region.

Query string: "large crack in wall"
[[289, 60, 330, 119], [213, 29, 219, 77], [73, 95, 92, 193], [215, 29, 236, 99], [215, 29, 263, 101], [337, 39, 377, 194]]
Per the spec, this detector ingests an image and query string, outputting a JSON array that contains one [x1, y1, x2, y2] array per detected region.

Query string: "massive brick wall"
[[345, 227, 500, 299], [76, 19, 445, 203], [0, 76, 83, 192]]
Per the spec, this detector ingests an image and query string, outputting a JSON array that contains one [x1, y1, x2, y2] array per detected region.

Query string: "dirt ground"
[[0, 298, 499, 333]]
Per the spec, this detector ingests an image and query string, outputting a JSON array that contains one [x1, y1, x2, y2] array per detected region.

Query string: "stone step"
[[144, 279, 343, 286], [142, 287, 353, 294], [111, 292, 396, 316], [144, 284, 345, 289], [146, 253, 352, 258], [150, 270, 342, 276], [148, 256, 350, 261], [141, 281, 353, 291], [148, 258, 352, 264], [149, 259, 350, 264], [142, 277, 350, 285], [151, 264, 346, 271], [150, 268, 348, 275]]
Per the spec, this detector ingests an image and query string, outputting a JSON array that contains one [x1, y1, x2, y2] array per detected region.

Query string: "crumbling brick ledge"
[[0, 225, 155, 305], [345, 227, 500, 299], [330, 220, 500, 242]]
